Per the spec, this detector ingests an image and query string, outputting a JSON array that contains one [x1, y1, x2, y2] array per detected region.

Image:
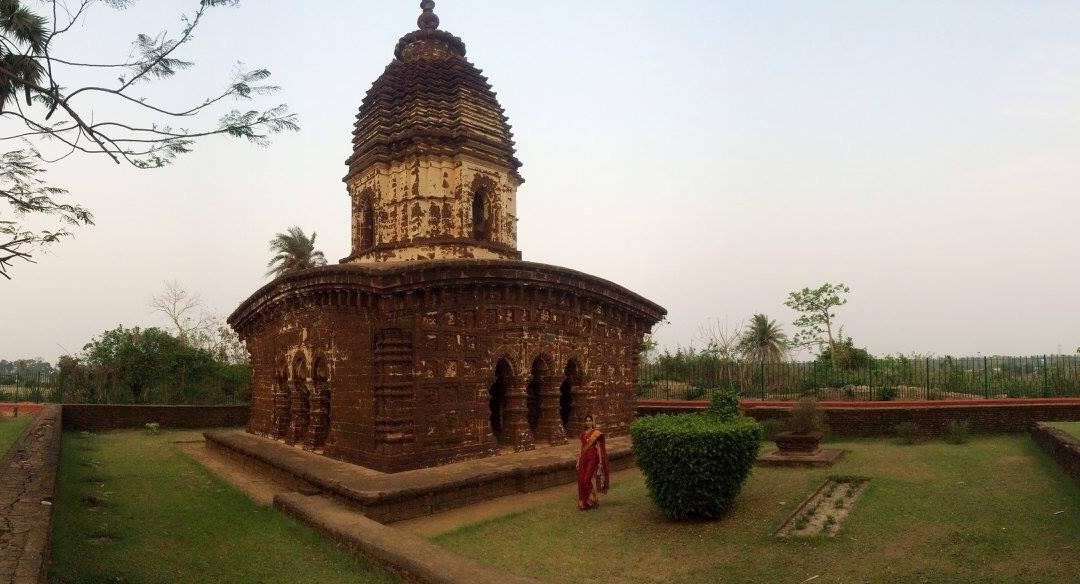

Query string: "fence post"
[[759, 360, 766, 401], [868, 359, 873, 401], [983, 356, 989, 398], [1043, 354, 1050, 397], [925, 357, 930, 400]]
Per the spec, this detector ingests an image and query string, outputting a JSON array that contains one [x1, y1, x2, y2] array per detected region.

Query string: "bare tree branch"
[[0, 0, 297, 278]]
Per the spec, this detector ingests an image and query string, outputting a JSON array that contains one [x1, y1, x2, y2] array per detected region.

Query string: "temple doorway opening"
[[488, 358, 512, 443]]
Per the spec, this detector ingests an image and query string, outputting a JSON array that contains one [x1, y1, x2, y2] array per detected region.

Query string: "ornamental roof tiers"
[[342, 2, 524, 264]]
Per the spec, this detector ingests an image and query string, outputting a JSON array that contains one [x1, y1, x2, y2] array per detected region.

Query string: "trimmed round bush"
[[631, 413, 763, 520]]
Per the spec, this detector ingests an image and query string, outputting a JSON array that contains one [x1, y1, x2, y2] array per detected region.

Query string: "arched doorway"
[[560, 360, 580, 433], [526, 357, 549, 434], [309, 358, 331, 450], [488, 358, 512, 443], [472, 188, 490, 241], [289, 356, 310, 445]]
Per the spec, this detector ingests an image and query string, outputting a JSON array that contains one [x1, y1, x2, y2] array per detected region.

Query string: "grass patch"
[[434, 436, 1080, 583], [49, 430, 396, 583], [1048, 422, 1080, 440], [0, 414, 32, 455]]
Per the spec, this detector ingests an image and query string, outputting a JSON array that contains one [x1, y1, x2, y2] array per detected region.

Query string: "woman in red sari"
[[576, 414, 610, 510]]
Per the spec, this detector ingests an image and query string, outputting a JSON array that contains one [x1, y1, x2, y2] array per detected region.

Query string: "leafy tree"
[[81, 325, 248, 403], [266, 226, 326, 278], [737, 314, 788, 364], [0, 0, 298, 279], [0, 356, 55, 377], [785, 282, 851, 368], [815, 336, 872, 371]]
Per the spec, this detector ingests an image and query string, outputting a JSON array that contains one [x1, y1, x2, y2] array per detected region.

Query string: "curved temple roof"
[[344, 1, 523, 183]]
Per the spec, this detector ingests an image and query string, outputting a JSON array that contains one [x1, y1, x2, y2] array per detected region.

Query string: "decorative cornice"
[[228, 260, 667, 332]]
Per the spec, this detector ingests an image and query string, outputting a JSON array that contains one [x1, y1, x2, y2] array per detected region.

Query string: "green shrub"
[[760, 418, 785, 441], [144, 422, 161, 435], [631, 413, 762, 520], [894, 421, 919, 445], [944, 420, 970, 445], [706, 388, 740, 420], [878, 386, 897, 401], [789, 397, 826, 434]]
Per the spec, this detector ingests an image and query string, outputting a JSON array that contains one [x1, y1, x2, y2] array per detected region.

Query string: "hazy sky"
[[3, 0, 1079, 362]]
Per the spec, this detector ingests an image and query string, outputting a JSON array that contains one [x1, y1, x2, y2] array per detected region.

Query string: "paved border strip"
[[0, 405, 61, 584], [275, 492, 538, 584]]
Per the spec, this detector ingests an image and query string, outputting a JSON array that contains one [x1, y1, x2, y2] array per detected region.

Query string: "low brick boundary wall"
[[638, 399, 1080, 437], [0, 404, 44, 417], [1031, 423, 1080, 486], [61, 404, 250, 431], [0, 405, 61, 584]]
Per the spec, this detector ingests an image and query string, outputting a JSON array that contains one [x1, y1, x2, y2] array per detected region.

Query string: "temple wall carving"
[[345, 156, 519, 263]]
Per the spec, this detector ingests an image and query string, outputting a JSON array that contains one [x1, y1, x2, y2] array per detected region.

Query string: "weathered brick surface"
[[229, 262, 663, 474], [638, 399, 1080, 436], [1031, 423, 1080, 486], [61, 404, 250, 431], [0, 405, 61, 584]]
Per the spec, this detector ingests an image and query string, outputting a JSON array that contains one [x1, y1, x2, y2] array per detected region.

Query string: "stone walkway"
[[0, 406, 61, 584], [205, 430, 633, 523]]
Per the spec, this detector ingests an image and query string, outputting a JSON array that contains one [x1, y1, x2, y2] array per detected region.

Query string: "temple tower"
[[341, 0, 523, 264], [230, 1, 666, 473]]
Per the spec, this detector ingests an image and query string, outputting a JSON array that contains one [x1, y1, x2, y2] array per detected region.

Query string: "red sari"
[[577, 428, 610, 510]]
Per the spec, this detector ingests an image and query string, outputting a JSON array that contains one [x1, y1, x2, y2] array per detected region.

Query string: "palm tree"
[[266, 226, 327, 278], [738, 314, 789, 364], [0, 1, 47, 114]]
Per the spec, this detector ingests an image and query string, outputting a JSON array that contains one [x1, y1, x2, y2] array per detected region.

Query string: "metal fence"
[[0, 371, 248, 405], [638, 355, 1080, 401]]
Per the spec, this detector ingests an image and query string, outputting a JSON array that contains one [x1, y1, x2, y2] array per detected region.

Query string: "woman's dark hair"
[[584, 414, 594, 422]]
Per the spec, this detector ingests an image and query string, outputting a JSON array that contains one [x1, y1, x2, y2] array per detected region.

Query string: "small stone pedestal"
[[757, 431, 843, 467]]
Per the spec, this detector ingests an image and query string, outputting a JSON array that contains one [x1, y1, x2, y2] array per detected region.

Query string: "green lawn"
[[1048, 421, 1080, 439], [434, 436, 1080, 583], [0, 414, 32, 455], [49, 430, 396, 584]]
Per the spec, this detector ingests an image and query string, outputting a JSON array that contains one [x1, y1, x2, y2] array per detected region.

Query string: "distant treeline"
[[2, 326, 250, 405]]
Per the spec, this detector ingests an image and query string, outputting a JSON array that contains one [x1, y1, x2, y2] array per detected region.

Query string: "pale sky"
[[3, 0, 1079, 362]]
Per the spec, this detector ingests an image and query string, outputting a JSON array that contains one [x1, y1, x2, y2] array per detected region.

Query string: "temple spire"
[[418, 0, 440, 30]]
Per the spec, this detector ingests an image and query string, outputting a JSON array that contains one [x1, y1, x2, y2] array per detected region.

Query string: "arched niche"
[[488, 358, 513, 444]]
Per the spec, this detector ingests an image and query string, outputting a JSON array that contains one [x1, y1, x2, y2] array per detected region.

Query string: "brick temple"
[[228, 1, 666, 473]]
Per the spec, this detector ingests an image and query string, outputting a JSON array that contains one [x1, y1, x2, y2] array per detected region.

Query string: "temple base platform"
[[204, 430, 633, 524]]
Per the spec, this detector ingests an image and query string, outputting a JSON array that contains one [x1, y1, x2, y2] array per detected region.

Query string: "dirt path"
[[394, 468, 641, 537]]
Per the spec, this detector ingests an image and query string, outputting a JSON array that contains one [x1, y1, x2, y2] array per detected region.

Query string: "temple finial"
[[418, 0, 440, 30]]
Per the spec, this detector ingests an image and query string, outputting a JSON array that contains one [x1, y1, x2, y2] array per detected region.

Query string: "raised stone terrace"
[[205, 429, 633, 523]]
